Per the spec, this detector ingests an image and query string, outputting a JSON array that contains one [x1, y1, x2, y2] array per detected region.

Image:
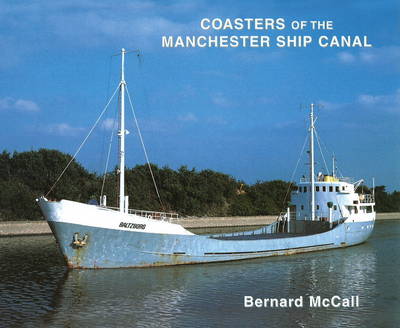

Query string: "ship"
[[37, 48, 376, 269]]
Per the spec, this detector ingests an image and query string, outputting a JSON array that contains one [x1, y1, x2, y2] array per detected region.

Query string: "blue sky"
[[0, 0, 399, 190]]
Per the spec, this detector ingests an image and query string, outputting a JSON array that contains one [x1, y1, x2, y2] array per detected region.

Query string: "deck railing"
[[277, 211, 297, 221], [128, 208, 179, 220], [299, 176, 354, 183], [359, 194, 374, 203], [103, 206, 179, 221]]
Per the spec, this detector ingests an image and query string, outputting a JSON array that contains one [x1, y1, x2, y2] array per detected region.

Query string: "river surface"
[[0, 220, 399, 328]]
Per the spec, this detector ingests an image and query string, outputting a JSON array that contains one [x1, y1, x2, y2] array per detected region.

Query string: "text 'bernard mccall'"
[[244, 295, 359, 308]]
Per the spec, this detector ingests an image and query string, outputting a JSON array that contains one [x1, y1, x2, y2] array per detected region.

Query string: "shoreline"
[[0, 213, 398, 237]]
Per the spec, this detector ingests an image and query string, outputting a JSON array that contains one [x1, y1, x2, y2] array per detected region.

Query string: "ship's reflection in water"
[[0, 221, 399, 327]]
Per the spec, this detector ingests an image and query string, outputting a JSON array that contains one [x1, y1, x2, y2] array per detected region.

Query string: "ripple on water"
[[0, 221, 399, 327]]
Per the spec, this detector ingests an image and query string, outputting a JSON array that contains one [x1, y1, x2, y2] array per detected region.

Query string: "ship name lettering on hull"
[[119, 222, 146, 230]]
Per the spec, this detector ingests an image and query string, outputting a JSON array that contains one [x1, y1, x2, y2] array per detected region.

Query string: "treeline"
[[356, 185, 400, 213], [0, 149, 398, 221]]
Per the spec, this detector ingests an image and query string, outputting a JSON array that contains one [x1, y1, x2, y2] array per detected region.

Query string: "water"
[[0, 220, 399, 328]]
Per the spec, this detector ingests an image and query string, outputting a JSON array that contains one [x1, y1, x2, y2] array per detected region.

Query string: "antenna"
[[372, 177, 375, 199]]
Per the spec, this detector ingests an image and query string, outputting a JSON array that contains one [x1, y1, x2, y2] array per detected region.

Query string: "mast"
[[332, 153, 335, 177], [119, 48, 126, 212], [310, 103, 315, 221]]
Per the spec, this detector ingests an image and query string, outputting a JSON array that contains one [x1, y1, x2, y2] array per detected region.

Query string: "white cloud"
[[357, 94, 378, 105], [47, 123, 85, 136], [0, 97, 40, 112], [357, 89, 400, 113], [101, 118, 117, 130], [317, 100, 347, 111], [0, 0, 207, 64], [178, 112, 198, 122], [359, 46, 400, 65], [337, 51, 356, 64], [336, 46, 400, 70], [41, 1, 200, 49], [319, 89, 400, 114], [211, 92, 234, 108], [14, 99, 40, 112]]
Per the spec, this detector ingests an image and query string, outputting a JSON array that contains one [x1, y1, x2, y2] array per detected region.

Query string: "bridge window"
[[361, 206, 372, 213], [301, 205, 304, 210], [333, 205, 337, 210], [336, 186, 340, 192], [304, 187, 307, 192], [329, 186, 333, 192], [323, 186, 326, 192], [316, 205, 320, 210], [316, 186, 320, 192], [342, 186, 345, 191], [346, 205, 358, 214], [299, 187, 302, 192]]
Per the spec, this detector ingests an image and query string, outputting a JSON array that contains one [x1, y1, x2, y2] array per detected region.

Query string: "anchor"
[[72, 232, 88, 248]]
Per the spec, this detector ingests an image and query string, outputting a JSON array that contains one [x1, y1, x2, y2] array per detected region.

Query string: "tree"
[[0, 149, 99, 221], [0, 148, 396, 221]]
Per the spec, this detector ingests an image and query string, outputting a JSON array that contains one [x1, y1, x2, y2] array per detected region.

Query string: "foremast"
[[119, 48, 127, 213]]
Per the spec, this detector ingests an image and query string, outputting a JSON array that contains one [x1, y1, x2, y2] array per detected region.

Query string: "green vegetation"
[[0, 149, 98, 221], [356, 185, 400, 213], [0, 149, 398, 221]]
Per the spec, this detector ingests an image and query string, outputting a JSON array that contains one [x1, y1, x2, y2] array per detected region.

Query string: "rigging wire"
[[135, 53, 153, 118], [105, 55, 114, 101], [125, 85, 165, 210], [314, 128, 330, 174], [280, 132, 309, 212], [98, 55, 116, 172], [313, 127, 345, 218], [100, 102, 119, 198], [45, 84, 120, 197], [313, 127, 345, 178]]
